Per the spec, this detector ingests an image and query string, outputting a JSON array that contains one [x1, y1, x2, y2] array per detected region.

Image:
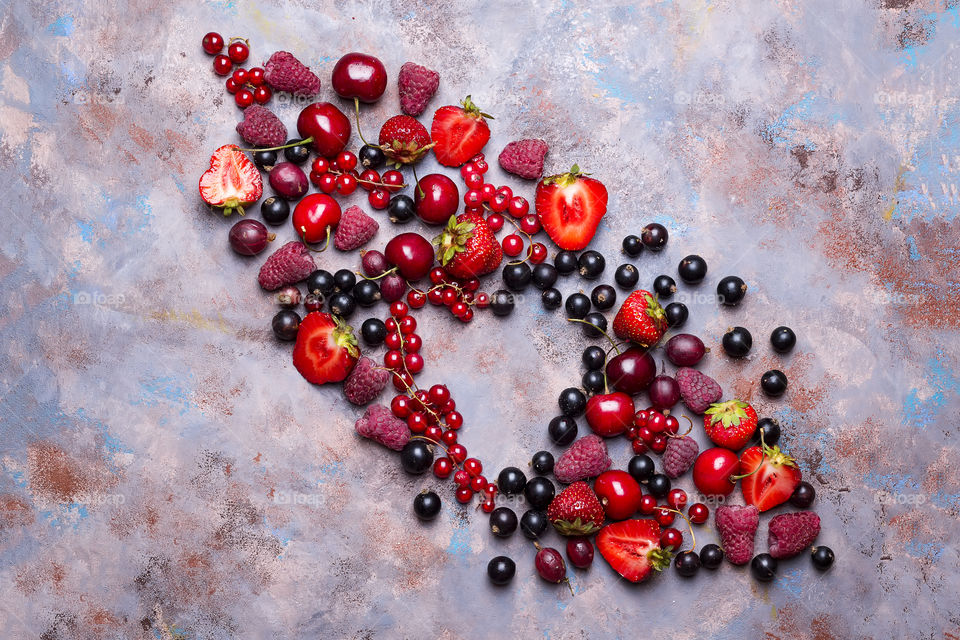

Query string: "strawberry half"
[[703, 400, 757, 451], [535, 165, 608, 250], [292, 312, 360, 384], [739, 443, 802, 512], [546, 481, 605, 536], [430, 96, 492, 167], [433, 212, 502, 280], [596, 519, 672, 583], [199, 144, 263, 216], [612, 290, 667, 347]]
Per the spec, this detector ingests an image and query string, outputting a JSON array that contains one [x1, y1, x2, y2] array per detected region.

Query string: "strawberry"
[[703, 400, 757, 451], [534, 165, 608, 250], [432, 212, 502, 279], [378, 115, 434, 167], [430, 96, 492, 167], [596, 519, 672, 583], [198, 144, 263, 216], [739, 443, 802, 512], [546, 481, 605, 536], [292, 312, 359, 384], [612, 290, 667, 347]]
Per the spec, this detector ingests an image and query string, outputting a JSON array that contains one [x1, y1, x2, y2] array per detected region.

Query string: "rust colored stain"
[[128, 122, 155, 150], [28, 442, 87, 502], [0, 494, 34, 529], [16, 561, 67, 595]]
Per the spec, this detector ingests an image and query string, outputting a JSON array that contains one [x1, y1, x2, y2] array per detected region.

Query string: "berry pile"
[[201, 32, 274, 108], [197, 42, 833, 593]]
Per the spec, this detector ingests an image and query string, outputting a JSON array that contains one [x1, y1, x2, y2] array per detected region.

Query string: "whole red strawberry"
[[378, 115, 434, 167], [547, 481, 605, 536], [612, 290, 667, 347], [535, 165, 608, 250], [432, 212, 502, 279], [430, 96, 492, 167], [703, 400, 757, 451], [199, 144, 263, 216], [739, 443, 802, 511], [292, 312, 359, 384]]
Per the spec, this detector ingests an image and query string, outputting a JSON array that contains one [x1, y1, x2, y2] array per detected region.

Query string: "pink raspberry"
[[676, 367, 722, 414], [397, 62, 439, 117], [768, 511, 821, 559], [236, 105, 287, 147], [257, 241, 315, 291], [343, 357, 388, 406], [264, 51, 321, 96], [553, 435, 611, 484], [715, 504, 759, 565], [355, 404, 410, 451], [333, 206, 379, 251], [498, 139, 548, 180], [662, 435, 699, 478]]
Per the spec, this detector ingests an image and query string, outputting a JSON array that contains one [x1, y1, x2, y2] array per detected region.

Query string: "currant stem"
[[665, 415, 694, 439], [662, 507, 697, 552]]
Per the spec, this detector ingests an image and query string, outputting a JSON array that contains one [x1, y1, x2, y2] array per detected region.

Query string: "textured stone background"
[[1, 0, 959, 638]]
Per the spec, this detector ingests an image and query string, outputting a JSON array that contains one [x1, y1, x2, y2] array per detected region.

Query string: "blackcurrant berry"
[[675, 550, 700, 577], [582, 369, 605, 393], [333, 269, 356, 292], [558, 387, 587, 417], [761, 369, 788, 396], [615, 263, 639, 289], [578, 250, 605, 279], [531, 451, 555, 475], [699, 544, 724, 569], [753, 417, 781, 446], [622, 234, 643, 256], [541, 288, 562, 310], [627, 454, 655, 483], [487, 556, 516, 585], [520, 509, 548, 539], [770, 326, 797, 353], [565, 293, 591, 319], [497, 467, 527, 495], [328, 292, 356, 318], [359, 144, 386, 169], [582, 346, 606, 371], [413, 490, 441, 520], [811, 546, 834, 570], [722, 326, 752, 358], [750, 553, 777, 582], [717, 275, 747, 305], [283, 139, 311, 164], [548, 416, 578, 446], [388, 194, 415, 224], [524, 477, 556, 510], [272, 309, 301, 341], [399, 441, 434, 474], [590, 284, 616, 310], [489, 507, 518, 537], [647, 473, 671, 498], [360, 318, 387, 345], [790, 481, 816, 508], [353, 280, 381, 307], [260, 196, 290, 225], [641, 223, 668, 251], [532, 263, 559, 289], [490, 290, 516, 316], [580, 312, 607, 338], [554, 250, 578, 275], [653, 274, 677, 298], [664, 302, 688, 328], [306, 269, 335, 296], [502, 262, 532, 291], [678, 254, 708, 283], [254, 149, 278, 169]]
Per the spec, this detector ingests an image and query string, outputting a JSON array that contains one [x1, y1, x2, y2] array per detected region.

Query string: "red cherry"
[[235, 88, 254, 108], [383, 232, 435, 281], [247, 67, 265, 85], [330, 52, 388, 102], [502, 234, 524, 257], [585, 391, 635, 437], [297, 102, 351, 158], [202, 32, 224, 55], [381, 170, 404, 193], [660, 527, 683, 550], [654, 507, 676, 527], [407, 289, 426, 308], [463, 458, 483, 477], [638, 494, 658, 515], [448, 444, 467, 463], [404, 352, 424, 373], [593, 470, 643, 520], [415, 174, 460, 224], [253, 86, 272, 104], [433, 457, 453, 479], [368, 189, 389, 209], [391, 395, 411, 418], [445, 411, 463, 430], [688, 502, 709, 524], [692, 447, 740, 497], [227, 40, 249, 63], [507, 196, 529, 218], [667, 488, 688, 510], [212, 54, 233, 76], [292, 193, 342, 243], [225, 77, 241, 94], [455, 487, 474, 504]]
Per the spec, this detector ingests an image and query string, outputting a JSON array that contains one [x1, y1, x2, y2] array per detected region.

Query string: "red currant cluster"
[[628, 407, 686, 455], [201, 32, 272, 108], [404, 269, 481, 323], [309, 152, 404, 209]]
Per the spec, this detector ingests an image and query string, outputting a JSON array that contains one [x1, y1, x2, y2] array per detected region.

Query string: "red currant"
[[660, 527, 683, 550], [383, 350, 403, 369], [384, 332, 402, 350], [475, 292, 490, 308], [502, 234, 524, 257], [212, 54, 233, 76], [520, 214, 541, 235], [528, 242, 548, 264], [460, 163, 479, 178], [407, 289, 426, 308], [626, 426, 639, 440], [495, 185, 513, 201], [398, 315, 417, 334], [480, 498, 496, 512], [463, 458, 483, 477], [235, 88, 254, 108], [381, 170, 404, 193], [464, 171, 483, 190], [424, 425, 443, 441], [390, 301, 409, 318], [318, 173, 337, 194], [225, 77, 241, 94], [445, 411, 464, 430], [647, 410, 667, 432], [507, 196, 529, 218], [664, 415, 680, 434], [391, 395, 411, 418], [458, 308, 474, 322], [654, 507, 675, 527], [412, 390, 429, 410], [638, 426, 654, 443], [404, 352, 424, 374], [385, 318, 398, 332], [667, 488, 688, 510], [463, 279, 480, 292], [688, 502, 709, 524], [469, 475, 487, 492], [429, 267, 446, 284], [227, 40, 249, 64], [464, 190, 483, 207], [632, 439, 649, 455], [427, 288, 444, 305], [336, 151, 358, 171], [441, 429, 458, 446], [451, 301, 469, 317], [486, 213, 504, 232], [634, 410, 649, 427], [429, 385, 450, 406], [474, 158, 489, 173], [453, 469, 471, 487], [368, 189, 389, 209], [441, 287, 458, 307], [202, 32, 224, 55], [404, 333, 422, 353], [407, 412, 427, 433], [393, 370, 413, 391], [479, 183, 496, 202], [253, 86, 271, 104], [336, 173, 358, 195], [231, 68, 248, 84], [489, 192, 509, 213], [247, 67, 265, 85], [309, 171, 323, 187], [448, 444, 467, 463], [638, 494, 658, 514], [649, 434, 668, 454], [441, 398, 456, 414], [433, 457, 453, 478], [455, 487, 474, 504], [311, 157, 330, 174], [359, 169, 380, 191], [484, 483, 498, 496]]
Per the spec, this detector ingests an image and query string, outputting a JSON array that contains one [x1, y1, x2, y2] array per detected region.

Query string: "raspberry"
[[235, 105, 287, 147], [397, 62, 439, 117], [498, 139, 548, 180], [257, 241, 315, 291], [355, 404, 410, 451], [343, 357, 388, 405], [676, 367, 722, 414], [553, 435, 611, 484], [715, 505, 759, 565], [768, 511, 821, 559], [263, 51, 321, 96], [333, 205, 379, 251], [662, 435, 699, 478]]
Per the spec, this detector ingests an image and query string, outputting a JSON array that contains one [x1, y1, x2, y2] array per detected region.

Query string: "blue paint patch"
[[777, 567, 803, 597], [904, 539, 944, 561], [135, 375, 197, 415], [902, 350, 959, 430], [905, 236, 921, 261], [77, 220, 94, 243], [47, 15, 74, 36], [445, 514, 472, 556]]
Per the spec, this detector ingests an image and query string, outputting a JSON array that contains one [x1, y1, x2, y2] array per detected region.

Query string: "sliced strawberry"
[[292, 312, 360, 384], [739, 444, 802, 512], [596, 519, 671, 583], [199, 144, 263, 216], [535, 165, 608, 250], [430, 96, 491, 167]]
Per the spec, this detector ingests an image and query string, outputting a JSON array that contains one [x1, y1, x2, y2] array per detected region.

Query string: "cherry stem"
[[666, 415, 694, 439], [729, 430, 767, 482], [357, 266, 398, 281], [239, 136, 314, 153], [353, 98, 370, 146], [298, 225, 330, 253], [411, 163, 425, 199], [566, 317, 621, 356]]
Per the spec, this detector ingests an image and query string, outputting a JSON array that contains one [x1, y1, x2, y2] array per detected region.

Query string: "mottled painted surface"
[[1, 0, 958, 638]]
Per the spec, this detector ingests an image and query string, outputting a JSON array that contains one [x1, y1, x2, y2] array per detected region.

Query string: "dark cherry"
[[414, 173, 460, 224], [331, 52, 387, 102], [297, 102, 351, 158], [648, 375, 681, 411], [605, 347, 656, 394], [384, 233, 434, 281]]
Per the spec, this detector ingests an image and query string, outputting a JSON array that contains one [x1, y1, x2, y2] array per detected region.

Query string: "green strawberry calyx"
[[551, 516, 602, 536], [432, 215, 478, 265], [648, 547, 673, 572], [461, 95, 494, 120], [331, 316, 360, 358], [704, 400, 751, 429], [643, 292, 667, 328], [541, 164, 592, 188]]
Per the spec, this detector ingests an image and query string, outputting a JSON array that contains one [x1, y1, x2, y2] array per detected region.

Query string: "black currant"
[[717, 275, 747, 305], [582, 369, 605, 393], [352, 280, 381, 307], [328, 292, 356, 318], [811, 546, 835, 571], [502, 262, 532, 291], [520, 509, 548, 539], [590, 284, 616, 310], [615, 263, 639, 289], [260, 196, 290, 225], [722, 326, 752, 358], [254, 149, 278, 169], [647, 473, 671, 498], [580, 312, 607, 338], [548, 416, 578, 446], [678, 254, 708, 284], [541, 288, 562, 310], [306, 269, 335, 296], [700, 544, 724, 569], [399, 441, 433, 474], [532, 263, 559, 290], [524, 476, 556, 510], [496, 467, 527, 495], [360, 318, 387, 345], [790, 481, 816, 508], [333, 269, 356, 292], [490, 290, 516, 316], [531, 451, 555, 475], [653, 274, 677, 298], [489, 507, 518, 537], [627, 454, 655, 483], [641, 223, 668, 251], [283, 139, 311, 164], [558, 387, 587, 417], [582, 346, 606, 371], [770, 326, 797, 353], [750, 553, 777, 582], [760, 369, 788, 397], [622, 234, 643, 256], [554, 250, 578, 274], [753, 417, 781, 446], [578, 251, 605, 279], [487, 556, 516, 585], [358, 144, 386, 169], [665, 302, 688, 328], [675, 550, 700, 577], [413, 490, 441, 520], [388, 194, 415, 224], [272, 309, 301, 341], [565, 293, 591, 319]]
